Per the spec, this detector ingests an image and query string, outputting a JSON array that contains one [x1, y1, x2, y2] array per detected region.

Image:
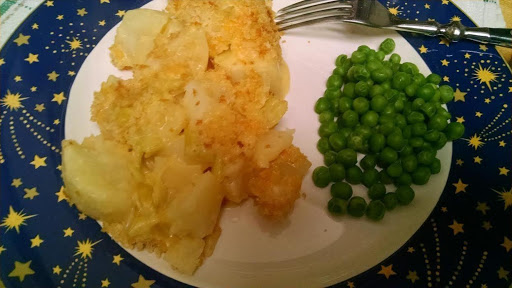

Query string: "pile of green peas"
[[313, 38, 465, 221]]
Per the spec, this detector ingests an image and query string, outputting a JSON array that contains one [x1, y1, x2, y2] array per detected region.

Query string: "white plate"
[[65, 0, 451, 287]]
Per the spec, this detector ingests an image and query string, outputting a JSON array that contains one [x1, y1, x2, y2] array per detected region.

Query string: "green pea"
[[338, 127, 352, 140], [324, 151, 337, 166], [379, 38, 396, 55], [370, 95, 388, 112], [402, 126, 412, 139], [396, 186, 415, 205], [396, 172, 412, 186], [402, 155, 418, 172], [366, 200, 386, 221], [424, 130, 440, 142], [366, 78, 374, 87], [335, 54, 349, 67], [409, 137, 424, 148], [405, 84, 418, 97], [386, 161, 403, 178], [433, 132, 448, 150], [437, 107, 452, 120], [324, 88, 342, 99], [333, 66, 348, 77], [379, 170, 394, 184], [368, 183, 386, 200], [319, 111, 335, 124], [346, 166, 363, 184], [362, 168, 379, 188], [352, 65, 371, 81], [411, 98, 426, 111], [331, 182, 353, 200], [353, 125, 373, 140], [428, 114, 448, 131], [416, 85, 435, 101], [317, 137, 331, 154], [439, 85, 454, 103], [337, 148, 357, 167], [369, 133, 386, 153], [341, 110, 359, 128], [380, 80, 392, 90], [343, 82, 356, 98], [391, 62, 401, 73], [400, 62, 420, 75], [330, 97, 339, 112], [418, 149, 436, 165], [382, 192, 398, 210], [380, 147, 398, 165], [379, 121, 395, 135], [312, 166, 332, 188], [338, 97, 353, 113], [361, 111, 379, 127], [353, 97, 370, 114], [412, 166, 431, 185], [328, 133, 346, 152], [389, 53, 401, 64], [347, 196, 367, 217], [366, 59, 383, 72], [329, 164, 346, 182], [328, 198, 348, 215], [315, 97, 332, 114], [392, 72, 412, 91], [444, 122, 465, 140], [357, 45, 371, 54], [420, 102, 436, 118], [351, 51, 367, 64], [426, 73, 442, 85], [411, 123, 428, 136], [394, 98, 405, 112], [371, 68, 391, 83], [413, 73, 426, 86], [376, 50, 386, 61], [347, 134, 365, 153], [394, 114, 407, 129], [319, 122, 338, 137], [387, 132, 405, 150], [384, 89, 399, 102], [430, 158, 441, 174], [369, 84, 384, 98], [354, 81, 369, 97], [360, 154, 377, 170], [407, 111, 425, 124], [326, 75, 343, 89]]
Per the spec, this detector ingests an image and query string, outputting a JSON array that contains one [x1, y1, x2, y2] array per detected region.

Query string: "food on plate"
[[313, 38, 465, 220], [61, 0, 311, 275]]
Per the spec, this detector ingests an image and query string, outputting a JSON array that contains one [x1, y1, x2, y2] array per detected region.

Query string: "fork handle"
[[388, 20, 512, 48]]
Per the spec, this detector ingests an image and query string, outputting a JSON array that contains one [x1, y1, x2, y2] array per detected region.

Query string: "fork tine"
[[278, 0, 350, 13], [276, 8, 353, 26], [276, 0, 353, 20], [277, 15, 349, 31]]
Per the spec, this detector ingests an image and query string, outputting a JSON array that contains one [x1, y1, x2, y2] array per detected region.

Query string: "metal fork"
[[276, 0, 512, 47]]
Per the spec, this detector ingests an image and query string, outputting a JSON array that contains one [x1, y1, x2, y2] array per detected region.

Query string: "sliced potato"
[[253, 129, 294, 168]]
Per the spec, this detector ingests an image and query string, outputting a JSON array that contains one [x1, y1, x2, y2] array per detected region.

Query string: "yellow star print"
[[55, 186, 68, 203], [131, 275, 155, 288], [498, 267, 509, 280], [32, 23, 39, 29], [501, 237, 512, 252], [406, 270, 419, 283], [99, 20, 106, 26], [453, 88, 466, 102], [112, 254, 124, 265], [499, 167, 510, 176], [13, 33, 30, 46], [450, 16, 461, 22], [23, 188, 39, 200], [473, 156, 482, 164], [52, 265, 62, 275], [347, 281, 355, 288], [11, 178, 22, 188], [456, 159, 463, 166], [56, 15, 64, 20], [68, 71, 76, 76], [482, 221, 492, 230], [102, 278, 111, 287], [441, 59, 450, 66], [30, 235, 44, 248], [30, 155, 47, 169], [476, 202, 489, 214], [30, 86, 37, 92], [456, 117, 465, 123], [479, 45, 488, 52], [47, 71, 59, 81], [484, 98, 491, 104], [424, 4, 430, 9], [464, 53, 471, 59], [407, 247, 415, 253], [443, 76, 450, 82], [449, 220, 464, 235], [77, 8, 88, 16], [116, 10, 126, 17], [0, 58, 4, 66], [78, 213, 87, 220], [44, 0, 54, 7], [439, 38, 450, 46], [418, 45, 428, 54], [499, 141, 506, 147], [100, 0, 110, 3], [52, 92, 66, 105], [8, 260, 35, 282], [377, 264, 396, 279], [34, 104, 45, 112], [63, 227, 74, 237], [0, 206, 36, 233], [53, 119, 61, 125], [24, 53, 39, 64], [475, 111, 483, 117], [442, 0, 449, 4], [453, 179, 468, 193], [14, 76, 22, 82], [0, 245, 6, 255]]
